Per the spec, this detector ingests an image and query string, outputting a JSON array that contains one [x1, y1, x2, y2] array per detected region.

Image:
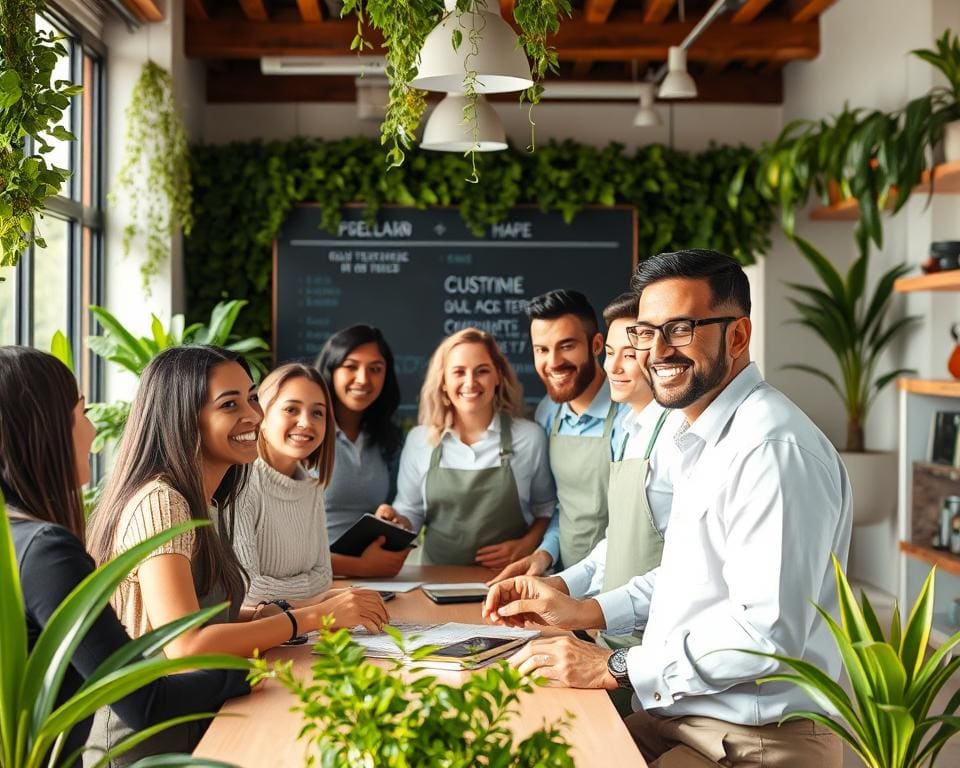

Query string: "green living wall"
[[185, 137, 773, 339]]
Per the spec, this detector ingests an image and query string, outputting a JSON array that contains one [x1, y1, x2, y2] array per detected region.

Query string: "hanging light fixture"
[[410, 1, 533, 94], [420, 93, 508, 152], [657, 47, 697, 99], [633, 83, 662, 127]]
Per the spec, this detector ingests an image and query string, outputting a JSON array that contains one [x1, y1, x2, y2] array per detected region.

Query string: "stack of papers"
[[343, 622, 538, 664]]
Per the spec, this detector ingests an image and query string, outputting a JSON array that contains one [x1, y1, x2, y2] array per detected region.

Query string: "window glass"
[[31, 216, 70, 350], [0, 269, 15, 345]]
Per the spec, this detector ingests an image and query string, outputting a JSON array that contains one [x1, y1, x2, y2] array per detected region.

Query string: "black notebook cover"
[[330, 513, 417, 556]]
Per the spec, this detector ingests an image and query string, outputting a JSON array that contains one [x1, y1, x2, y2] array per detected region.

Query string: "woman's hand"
[[313, 588, 389, 634], [475, 536, 537, 571], [375, 504, 412, 531], [358, 536, 411, 577]]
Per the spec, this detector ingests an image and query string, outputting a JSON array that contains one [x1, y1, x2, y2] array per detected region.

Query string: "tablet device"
[[422, 586, 488, 604], [330, 513, 417, 557]]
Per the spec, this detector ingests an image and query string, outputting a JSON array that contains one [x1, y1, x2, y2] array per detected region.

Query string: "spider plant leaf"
[[860, 590, 886, 642], [899, 566, 935, 686], [790, 235, 846, 305], [832, 555, 873, 644]]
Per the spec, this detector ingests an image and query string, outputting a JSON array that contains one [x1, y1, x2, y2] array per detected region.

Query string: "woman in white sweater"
[[233, 362, 387, 622]]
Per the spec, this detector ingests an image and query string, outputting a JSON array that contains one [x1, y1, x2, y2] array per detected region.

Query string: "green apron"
[[422, 412, 527, 566], [599, 408, 670, 650], [551, 399, 619, 569]]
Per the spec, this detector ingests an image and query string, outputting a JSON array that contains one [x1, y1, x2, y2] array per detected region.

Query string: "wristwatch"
[[263, 599, 306, 644], [606, 648, 633, 690]]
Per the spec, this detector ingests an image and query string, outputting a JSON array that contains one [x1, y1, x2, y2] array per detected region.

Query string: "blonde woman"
[[378, 328, 556, 568]]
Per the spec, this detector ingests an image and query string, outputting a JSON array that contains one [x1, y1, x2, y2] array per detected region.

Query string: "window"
[[5, 9, 104, 400]]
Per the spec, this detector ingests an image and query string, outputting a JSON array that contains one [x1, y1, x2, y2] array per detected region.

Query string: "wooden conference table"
[[194, 565, 648, 767]]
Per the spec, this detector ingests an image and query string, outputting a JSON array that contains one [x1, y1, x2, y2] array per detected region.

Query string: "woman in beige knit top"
[[87, 347, 388, 659], [231, 363, 388, 626]]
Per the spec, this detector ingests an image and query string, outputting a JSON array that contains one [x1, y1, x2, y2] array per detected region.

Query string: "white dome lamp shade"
[[410, 3, 533, 94], [658, 46, 697, 99], [420, 93, 508, 152], [633, 82, 662, 128]]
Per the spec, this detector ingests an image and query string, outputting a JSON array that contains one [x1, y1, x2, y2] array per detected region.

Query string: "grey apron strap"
[[644, 409, 671, 460]]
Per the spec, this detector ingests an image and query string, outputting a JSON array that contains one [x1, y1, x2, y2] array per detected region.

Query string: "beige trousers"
[[624, 708, 843, 768]]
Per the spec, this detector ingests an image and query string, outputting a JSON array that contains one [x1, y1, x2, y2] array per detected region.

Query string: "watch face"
[[609, 649, 629, 676]]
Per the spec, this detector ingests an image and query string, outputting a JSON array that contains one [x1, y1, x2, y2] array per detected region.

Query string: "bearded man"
[[490, 289, 626, 578]]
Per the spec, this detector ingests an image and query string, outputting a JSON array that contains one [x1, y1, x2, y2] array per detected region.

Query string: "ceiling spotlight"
[[633, 82, 662, 128], [420, 93, 508, 153], [658, 46, 697, 99], [410, 2, 533, 94]]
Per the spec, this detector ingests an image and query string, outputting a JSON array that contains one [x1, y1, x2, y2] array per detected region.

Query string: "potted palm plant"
[[749, 556, 960, 767], [784, 235, 920, 524], [912, 30, 960, 162]]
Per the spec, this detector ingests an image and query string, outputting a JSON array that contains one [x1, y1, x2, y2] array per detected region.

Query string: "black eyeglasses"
[[625, 317, 739, 351]]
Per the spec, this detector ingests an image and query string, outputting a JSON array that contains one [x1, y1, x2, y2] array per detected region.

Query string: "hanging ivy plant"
[[184, 137, 773, 340], [340, 0, 571, 175], [0, 0, 80, 266], [110, 60, 192, 293]]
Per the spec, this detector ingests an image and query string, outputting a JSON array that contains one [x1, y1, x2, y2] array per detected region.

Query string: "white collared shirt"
[[558, 402, 683, 598], [392, 415, 557, 533], [595, 363, 852, 724]]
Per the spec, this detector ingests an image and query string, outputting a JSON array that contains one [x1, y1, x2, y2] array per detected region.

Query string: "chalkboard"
[[274, 205, 637, 411]]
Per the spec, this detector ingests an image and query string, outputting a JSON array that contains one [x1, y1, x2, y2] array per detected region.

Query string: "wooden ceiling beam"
[[186, 0, 208, 22], [584, 0, 617, 24], [207, 66, 783, 105], [238, 0, 269, 22], [642, 0, 675, 24], [185, 15, 820, 62], [296, 0, 323, 22], [121, 0, 162, 22], [788, 0, 837, 23], [731, 0, 773, 24]]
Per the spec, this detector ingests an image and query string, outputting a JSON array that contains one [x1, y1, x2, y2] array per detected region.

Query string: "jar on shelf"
[[952, 512, 960, 554], [932, 241, 960, 271], [940, 495, 960, 548]]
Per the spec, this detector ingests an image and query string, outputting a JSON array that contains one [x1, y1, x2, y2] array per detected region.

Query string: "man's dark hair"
[[602, 292, 639, 326], [630, 249, 751, 316], [526, 289, 600, 338]]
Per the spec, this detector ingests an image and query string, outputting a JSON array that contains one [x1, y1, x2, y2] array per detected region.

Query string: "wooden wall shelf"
[[809, 161, 960, 221], [898, 379, 960, 397], [900, 541, 960, 578], [895, 271, 960, 292]]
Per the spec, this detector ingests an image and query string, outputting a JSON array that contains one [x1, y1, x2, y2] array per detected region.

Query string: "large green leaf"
[[791, 235, 847, 305], [900, 567, 935, 686], [0, 496, 28, 768], [89, 306, 151, 370]]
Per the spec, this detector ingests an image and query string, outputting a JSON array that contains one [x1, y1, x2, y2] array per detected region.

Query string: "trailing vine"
[[111, 60, 192, 293], [185, 137, 773, 340], [340, 0, 571, 172], [0, 0, 80, 266]]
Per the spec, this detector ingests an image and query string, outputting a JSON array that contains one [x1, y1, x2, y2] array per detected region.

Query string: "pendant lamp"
[[420, 93, 508, 152], [411, 2, 533, 94], [657, 46, 697, 99], [632, 83, 662, 127]]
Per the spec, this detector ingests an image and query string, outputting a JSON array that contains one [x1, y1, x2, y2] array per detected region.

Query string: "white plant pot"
[[839, 450, 898, 526], [945, 119, 960, 163]]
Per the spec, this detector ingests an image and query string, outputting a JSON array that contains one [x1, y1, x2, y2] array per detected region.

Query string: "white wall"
[[774, 0, 960, 593]]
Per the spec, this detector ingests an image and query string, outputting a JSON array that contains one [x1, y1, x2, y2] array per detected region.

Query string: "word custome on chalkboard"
[[274, 206, 636, 410]]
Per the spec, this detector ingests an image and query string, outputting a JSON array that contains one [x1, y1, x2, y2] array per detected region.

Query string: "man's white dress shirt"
[[596, 363, 852, 724]]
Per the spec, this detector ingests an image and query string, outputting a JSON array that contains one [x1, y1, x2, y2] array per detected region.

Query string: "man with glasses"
[[483, 250, 851, 767]]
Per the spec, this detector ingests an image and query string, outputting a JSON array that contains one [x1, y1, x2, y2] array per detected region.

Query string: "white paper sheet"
[[341, 622, 538, 659], [347, 581, 423, 593]]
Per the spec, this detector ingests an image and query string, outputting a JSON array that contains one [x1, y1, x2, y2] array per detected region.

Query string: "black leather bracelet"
[[267, 599, 298, 641]]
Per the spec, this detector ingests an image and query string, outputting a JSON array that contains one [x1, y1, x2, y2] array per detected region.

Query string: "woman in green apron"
[[380, 328, 556, 568]]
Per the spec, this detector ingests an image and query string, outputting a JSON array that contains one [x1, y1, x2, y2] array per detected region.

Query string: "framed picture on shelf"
[[930, 411, 960, 466]]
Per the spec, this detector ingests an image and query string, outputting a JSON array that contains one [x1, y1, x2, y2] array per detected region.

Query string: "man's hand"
[[375, 504, 412, 531], [510, 636, 618, 690], [486, 549, 554, 585], [315, 588, 389, 634], [475, 537, 536, 570], [481, 576, 604, 630]]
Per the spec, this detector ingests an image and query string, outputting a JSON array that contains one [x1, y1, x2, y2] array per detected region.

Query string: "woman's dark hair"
[[631, 249, 752, 316], [315, 325, 402, 460], [88, 346, 252, 602], [602, 292, 639, 326], [526, 288, 601, 339], [0, 346, 85, 539]]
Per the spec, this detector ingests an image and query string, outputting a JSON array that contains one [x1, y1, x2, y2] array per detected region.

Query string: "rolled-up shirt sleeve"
[[625, 440, 842, 708]]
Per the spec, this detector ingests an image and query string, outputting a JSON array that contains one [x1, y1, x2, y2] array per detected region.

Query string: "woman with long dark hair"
[[316, 325, 411, 577], [0, 346, 249, 766]]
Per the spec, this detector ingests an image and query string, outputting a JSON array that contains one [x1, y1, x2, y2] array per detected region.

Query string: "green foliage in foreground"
[[750, 556, 960, 768], [251, 624, 575, 768], [0, 495, 248, 768], [186, 137, 774, 339]]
